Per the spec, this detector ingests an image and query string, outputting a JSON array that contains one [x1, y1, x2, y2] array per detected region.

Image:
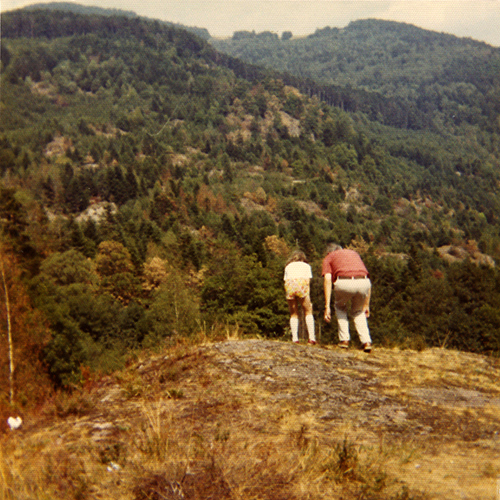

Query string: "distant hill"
[[212, 19, 500, 133], [16, 1, 211, 39], [21, 1, 138, 18]]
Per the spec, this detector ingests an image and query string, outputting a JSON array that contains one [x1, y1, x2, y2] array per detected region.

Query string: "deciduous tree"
[[0, 242, 52, 408]]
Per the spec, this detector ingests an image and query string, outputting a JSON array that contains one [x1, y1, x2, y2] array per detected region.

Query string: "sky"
[[2, 0, 500, 47]]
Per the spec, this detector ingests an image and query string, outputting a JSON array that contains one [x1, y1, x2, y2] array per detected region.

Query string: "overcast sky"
[[2, 0, 500, 46]]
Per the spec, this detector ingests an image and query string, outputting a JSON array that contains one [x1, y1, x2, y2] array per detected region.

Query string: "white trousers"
[[334, 278, 371, 344]]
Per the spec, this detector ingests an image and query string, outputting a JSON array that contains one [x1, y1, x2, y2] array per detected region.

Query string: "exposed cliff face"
[[2, 339, 499, 499]]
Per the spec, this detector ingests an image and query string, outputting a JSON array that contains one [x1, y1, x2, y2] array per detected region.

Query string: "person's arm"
[[324, 273, 333, 322], [363, 287, 371, 318]]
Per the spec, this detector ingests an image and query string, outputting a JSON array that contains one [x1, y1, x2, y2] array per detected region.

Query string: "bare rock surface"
[[210, 340, 500, 439]]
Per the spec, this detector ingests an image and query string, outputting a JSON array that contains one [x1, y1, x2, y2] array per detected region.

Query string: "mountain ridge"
[[212, 17, 500, 133], [19, 1, 138, 18], [8, 1, 212, 39]]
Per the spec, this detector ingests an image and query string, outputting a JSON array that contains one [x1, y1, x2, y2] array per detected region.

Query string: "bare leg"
[[287, 298, 299, 342], [298, 295, 315, 342]]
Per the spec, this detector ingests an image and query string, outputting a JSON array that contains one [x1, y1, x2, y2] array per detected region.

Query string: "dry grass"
[[362, 347, 500, 394], [1, 339, 500, 499]]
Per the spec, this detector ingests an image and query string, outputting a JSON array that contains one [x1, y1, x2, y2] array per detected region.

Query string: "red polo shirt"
[[322, 249, 369, 280]]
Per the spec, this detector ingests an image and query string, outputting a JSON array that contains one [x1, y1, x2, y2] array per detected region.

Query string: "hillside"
[[1, 7, 500, 415], [21, 1, 138, 18], [212, 19, 500, 133], [2, 339, 500, 499], [14, 2, 211, 39]]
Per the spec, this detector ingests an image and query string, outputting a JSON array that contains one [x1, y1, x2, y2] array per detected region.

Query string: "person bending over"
[[322, 243, 372, 352]]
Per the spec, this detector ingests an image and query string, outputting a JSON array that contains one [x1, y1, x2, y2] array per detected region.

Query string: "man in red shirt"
[[322, 243, 372, 352]]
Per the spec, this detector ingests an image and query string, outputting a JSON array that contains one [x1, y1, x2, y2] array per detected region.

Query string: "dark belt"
[[337, 276, 368, 279]]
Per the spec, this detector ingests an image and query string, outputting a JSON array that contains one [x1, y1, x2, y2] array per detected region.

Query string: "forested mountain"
[[1, 9, 500, 409], [212, 20, 500, 133], [16, 1, 212, 39], [21, 1, 138, 18]]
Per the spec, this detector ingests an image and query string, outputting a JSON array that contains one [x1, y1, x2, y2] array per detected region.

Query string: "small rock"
[[7, 416, 22, 430]]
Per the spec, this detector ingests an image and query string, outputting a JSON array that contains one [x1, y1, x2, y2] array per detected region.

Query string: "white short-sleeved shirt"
[[284, 261, 312, 280]]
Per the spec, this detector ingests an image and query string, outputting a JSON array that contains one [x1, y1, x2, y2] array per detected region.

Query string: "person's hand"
[[324, 305, 332, 323]]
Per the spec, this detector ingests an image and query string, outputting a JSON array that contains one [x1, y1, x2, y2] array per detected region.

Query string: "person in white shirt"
[[284, 251, 316, 344]]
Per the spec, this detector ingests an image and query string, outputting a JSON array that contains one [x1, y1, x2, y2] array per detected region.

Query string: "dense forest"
[[212, 20, 500, 133], [1, 7, 500, 412]]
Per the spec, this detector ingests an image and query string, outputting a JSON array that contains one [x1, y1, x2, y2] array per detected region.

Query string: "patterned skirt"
[[284, 278, 310, 300]]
